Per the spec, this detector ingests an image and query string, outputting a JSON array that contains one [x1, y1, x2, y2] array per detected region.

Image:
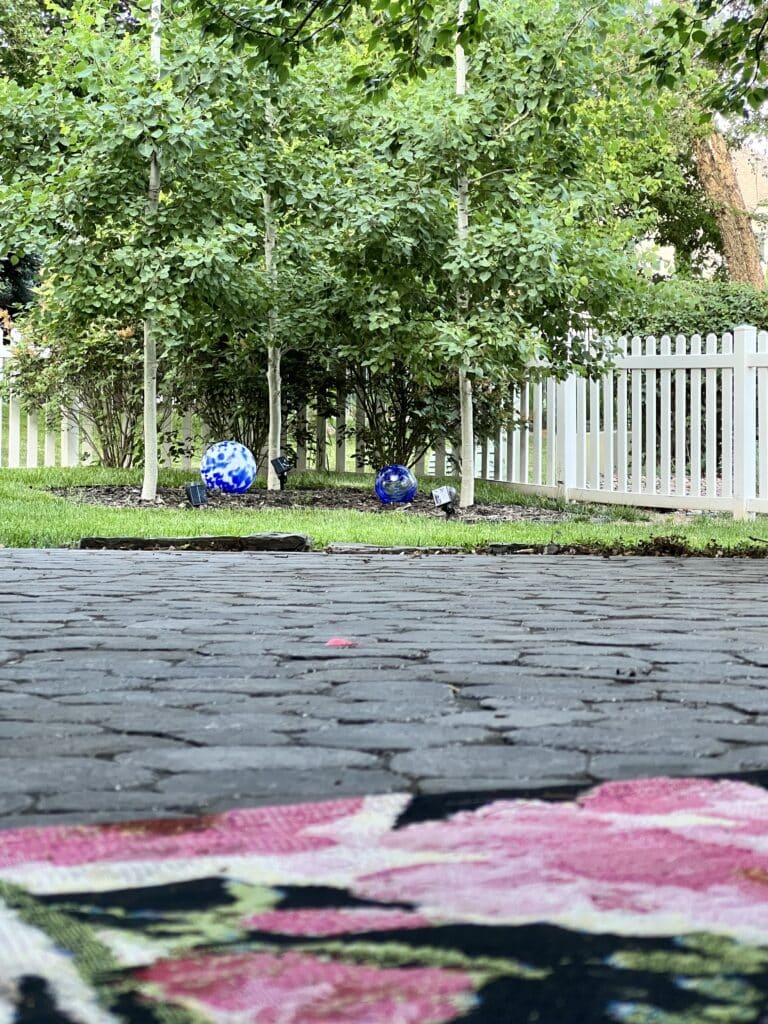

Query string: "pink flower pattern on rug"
[[136, 950, 476, 1024], [0, 799, 364, 868], [349, 777, 768, 940], [242, 907, 431, 936]]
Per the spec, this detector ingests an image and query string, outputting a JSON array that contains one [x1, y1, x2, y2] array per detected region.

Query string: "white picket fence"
[[476, 324, 768, 519], [3, 324, 768, 518], [0, 332, 81, 468]]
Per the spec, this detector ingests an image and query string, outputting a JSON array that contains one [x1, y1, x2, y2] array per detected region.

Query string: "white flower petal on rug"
[[0, 899, 121, 1024]]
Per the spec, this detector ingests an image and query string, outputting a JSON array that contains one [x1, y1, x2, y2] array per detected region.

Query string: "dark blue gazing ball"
[[374, 464, 418, 504]]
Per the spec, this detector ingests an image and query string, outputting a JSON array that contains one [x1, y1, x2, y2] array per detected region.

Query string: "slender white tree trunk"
[[264, 231, 282, 492], [264, 95, 282, 491], [141, 0, 162, 501], [456, 0, 474, 507]]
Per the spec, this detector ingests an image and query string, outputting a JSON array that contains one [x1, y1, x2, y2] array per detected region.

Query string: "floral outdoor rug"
[[3, 777, 768, 1023]]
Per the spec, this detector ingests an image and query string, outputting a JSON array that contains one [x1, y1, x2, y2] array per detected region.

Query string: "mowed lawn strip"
[[2, 468, 768, 554]]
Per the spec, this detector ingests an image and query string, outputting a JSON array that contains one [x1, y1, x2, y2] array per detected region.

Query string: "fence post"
[[556, 373, 578, 500], [733, 324, 757, 520]]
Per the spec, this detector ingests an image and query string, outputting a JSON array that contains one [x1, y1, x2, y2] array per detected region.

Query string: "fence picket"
[[546, 377, 557, 487], [495, 430, 507, 481], [518, 383, 530, 484], [630, 336, 642, 492], [659, 335, 672, 493], [722, 332, 734, 498], [690, 334, 702, 497], [589, 378, 600, 489], [26, 412, 38, 468], [434, 440, 446, 477], [675, 335, 687, 495], [645, 337, 657, 495], [44, 425, 56, 467], [480, 439, 488, 479], [532, 382, 543, 485], [602, 369, 614, 491], [8, 396, 21, 468], [576, 375, 587, 488], [734, 325, 757, 517], [616, 337, 628, 492], [706, 333, 719, 498]]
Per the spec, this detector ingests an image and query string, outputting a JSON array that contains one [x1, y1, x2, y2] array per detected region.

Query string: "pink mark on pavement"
[[325, 638, 358, 648]]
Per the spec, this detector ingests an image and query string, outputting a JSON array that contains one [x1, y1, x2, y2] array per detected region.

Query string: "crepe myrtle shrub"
[[3, 316, 150, 468]]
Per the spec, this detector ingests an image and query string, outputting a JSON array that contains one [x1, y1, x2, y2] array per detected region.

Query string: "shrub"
[[618, 278, 768, 338]]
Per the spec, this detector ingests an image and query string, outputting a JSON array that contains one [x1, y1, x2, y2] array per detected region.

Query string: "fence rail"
[[2, 325, 768, 518]]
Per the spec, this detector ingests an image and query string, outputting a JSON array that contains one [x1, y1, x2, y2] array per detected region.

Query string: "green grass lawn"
[[2, 467, 768, 555]]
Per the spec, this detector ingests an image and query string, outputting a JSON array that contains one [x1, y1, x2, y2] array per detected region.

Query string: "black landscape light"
[[271, 456, 292, 490], [432, 484, 458, 518], [185, 483, 208, 507]]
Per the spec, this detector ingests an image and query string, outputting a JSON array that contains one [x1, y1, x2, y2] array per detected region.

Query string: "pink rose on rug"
[[0, 799, 365, 868], [351, 777, 768, 943], [135, 950, 475, 1024], [242, 908, 430, 936]]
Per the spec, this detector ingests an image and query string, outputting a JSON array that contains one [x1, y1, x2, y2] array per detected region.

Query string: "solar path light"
[[271, 456, 292, 490], [432, 484, 458, 518]]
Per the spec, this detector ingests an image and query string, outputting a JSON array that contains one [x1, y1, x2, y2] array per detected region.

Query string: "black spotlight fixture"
[[432, 484, 458, 518], [185, 482, 208, 507], [271, 456, 292, 490]]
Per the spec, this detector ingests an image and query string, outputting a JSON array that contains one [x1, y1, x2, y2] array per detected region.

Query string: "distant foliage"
[[617, 279, 768, 338]]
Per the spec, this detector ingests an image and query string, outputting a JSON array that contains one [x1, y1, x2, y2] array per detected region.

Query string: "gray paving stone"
[[309, 722, 492, 749], [390, 744, 588, 779], [0, 794, 34, 815], [417, 776, 588, 794], [115, 745, 379, 771], [154, 769, 405, 801], [34, 791, 170, 814], [589, 749, 768, 779], [506, 727, 730, 757], [0, 758, 156, 793]]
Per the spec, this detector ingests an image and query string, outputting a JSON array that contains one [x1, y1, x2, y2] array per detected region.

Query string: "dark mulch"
[[50, 485, 586, 524]]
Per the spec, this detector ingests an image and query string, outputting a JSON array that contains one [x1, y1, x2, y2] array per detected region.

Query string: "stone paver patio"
[[1, 549, 768, 827]]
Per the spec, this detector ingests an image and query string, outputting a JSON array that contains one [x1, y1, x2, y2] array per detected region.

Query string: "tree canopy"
[[646, 0, 768, 114]]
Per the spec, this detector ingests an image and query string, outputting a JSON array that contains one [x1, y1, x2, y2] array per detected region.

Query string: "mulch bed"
[[50, 484, 596, 524]]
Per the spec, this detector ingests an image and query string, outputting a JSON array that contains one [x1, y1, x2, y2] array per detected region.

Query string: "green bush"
[[617, 279, 768, 338]]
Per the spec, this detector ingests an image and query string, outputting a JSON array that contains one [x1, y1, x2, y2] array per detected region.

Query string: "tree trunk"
[[263, 96, 282, 491], [692, 133, 764, 289], [264, 185, 280, 489], [140, 0, 162, 501], [456, 0, 474, 506]]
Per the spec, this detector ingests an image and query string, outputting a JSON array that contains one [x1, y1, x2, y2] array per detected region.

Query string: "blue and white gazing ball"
[[200, 441, 257, 494]]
